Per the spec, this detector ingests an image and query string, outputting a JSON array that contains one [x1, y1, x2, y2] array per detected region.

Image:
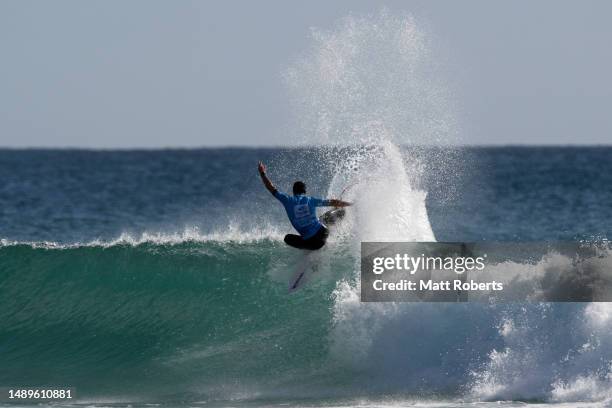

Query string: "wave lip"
[[0, 223, 285, 249]]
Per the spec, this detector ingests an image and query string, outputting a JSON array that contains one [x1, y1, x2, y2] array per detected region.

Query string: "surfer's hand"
[[258, 162, 277, 195], [258, 161, 266, 175]]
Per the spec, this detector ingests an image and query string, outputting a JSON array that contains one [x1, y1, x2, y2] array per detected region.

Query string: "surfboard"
[[288, 263, 309, 293], [288, 207, 347, 293], [288, 253, 316, 293], [319, 208, 345, 227]]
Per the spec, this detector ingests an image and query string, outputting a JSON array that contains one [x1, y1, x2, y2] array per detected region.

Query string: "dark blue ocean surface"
[[1, 147, 611, 243], [426, 146, 612, 241]]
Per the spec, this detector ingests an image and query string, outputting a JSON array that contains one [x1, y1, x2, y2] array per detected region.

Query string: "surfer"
[[258, 161, 351, 250]]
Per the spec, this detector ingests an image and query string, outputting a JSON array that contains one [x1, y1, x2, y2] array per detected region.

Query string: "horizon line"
[[1, 143, 611, 151]]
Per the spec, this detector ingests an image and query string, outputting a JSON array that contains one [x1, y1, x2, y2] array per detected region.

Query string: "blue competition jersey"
[[273, 191, 331, 239]]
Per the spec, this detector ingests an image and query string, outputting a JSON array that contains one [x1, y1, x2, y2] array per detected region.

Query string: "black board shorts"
[[284, 226, 329, 250]]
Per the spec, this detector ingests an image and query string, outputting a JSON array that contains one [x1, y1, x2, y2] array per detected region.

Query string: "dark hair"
[[293, 181, 306, 195]]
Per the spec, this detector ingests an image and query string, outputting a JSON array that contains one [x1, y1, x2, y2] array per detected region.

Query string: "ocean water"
[[2, 147, 612, 408]]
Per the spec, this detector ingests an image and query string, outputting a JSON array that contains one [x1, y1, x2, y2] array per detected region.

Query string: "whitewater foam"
[[0, 223, 285, 249]]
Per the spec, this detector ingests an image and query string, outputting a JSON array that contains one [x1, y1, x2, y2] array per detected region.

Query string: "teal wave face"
[[0, 242, 346, 401], [3, 243, 612, 404]]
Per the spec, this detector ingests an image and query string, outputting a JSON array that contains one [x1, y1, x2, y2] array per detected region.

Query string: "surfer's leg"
[[284, 234, 308, 249], [284, 227, 329, 250], [303, 226, 328, 250]]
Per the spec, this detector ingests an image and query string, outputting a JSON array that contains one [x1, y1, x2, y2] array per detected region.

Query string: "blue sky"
[[1, 1, 611, 147]]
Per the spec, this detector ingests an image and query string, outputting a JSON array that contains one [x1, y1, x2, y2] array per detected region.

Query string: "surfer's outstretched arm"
[[258, 161, 277, 195], [328, 199, 352, 208]]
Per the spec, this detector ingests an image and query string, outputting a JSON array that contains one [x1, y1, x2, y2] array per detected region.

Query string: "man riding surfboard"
[[258, 161, 351, 250]]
